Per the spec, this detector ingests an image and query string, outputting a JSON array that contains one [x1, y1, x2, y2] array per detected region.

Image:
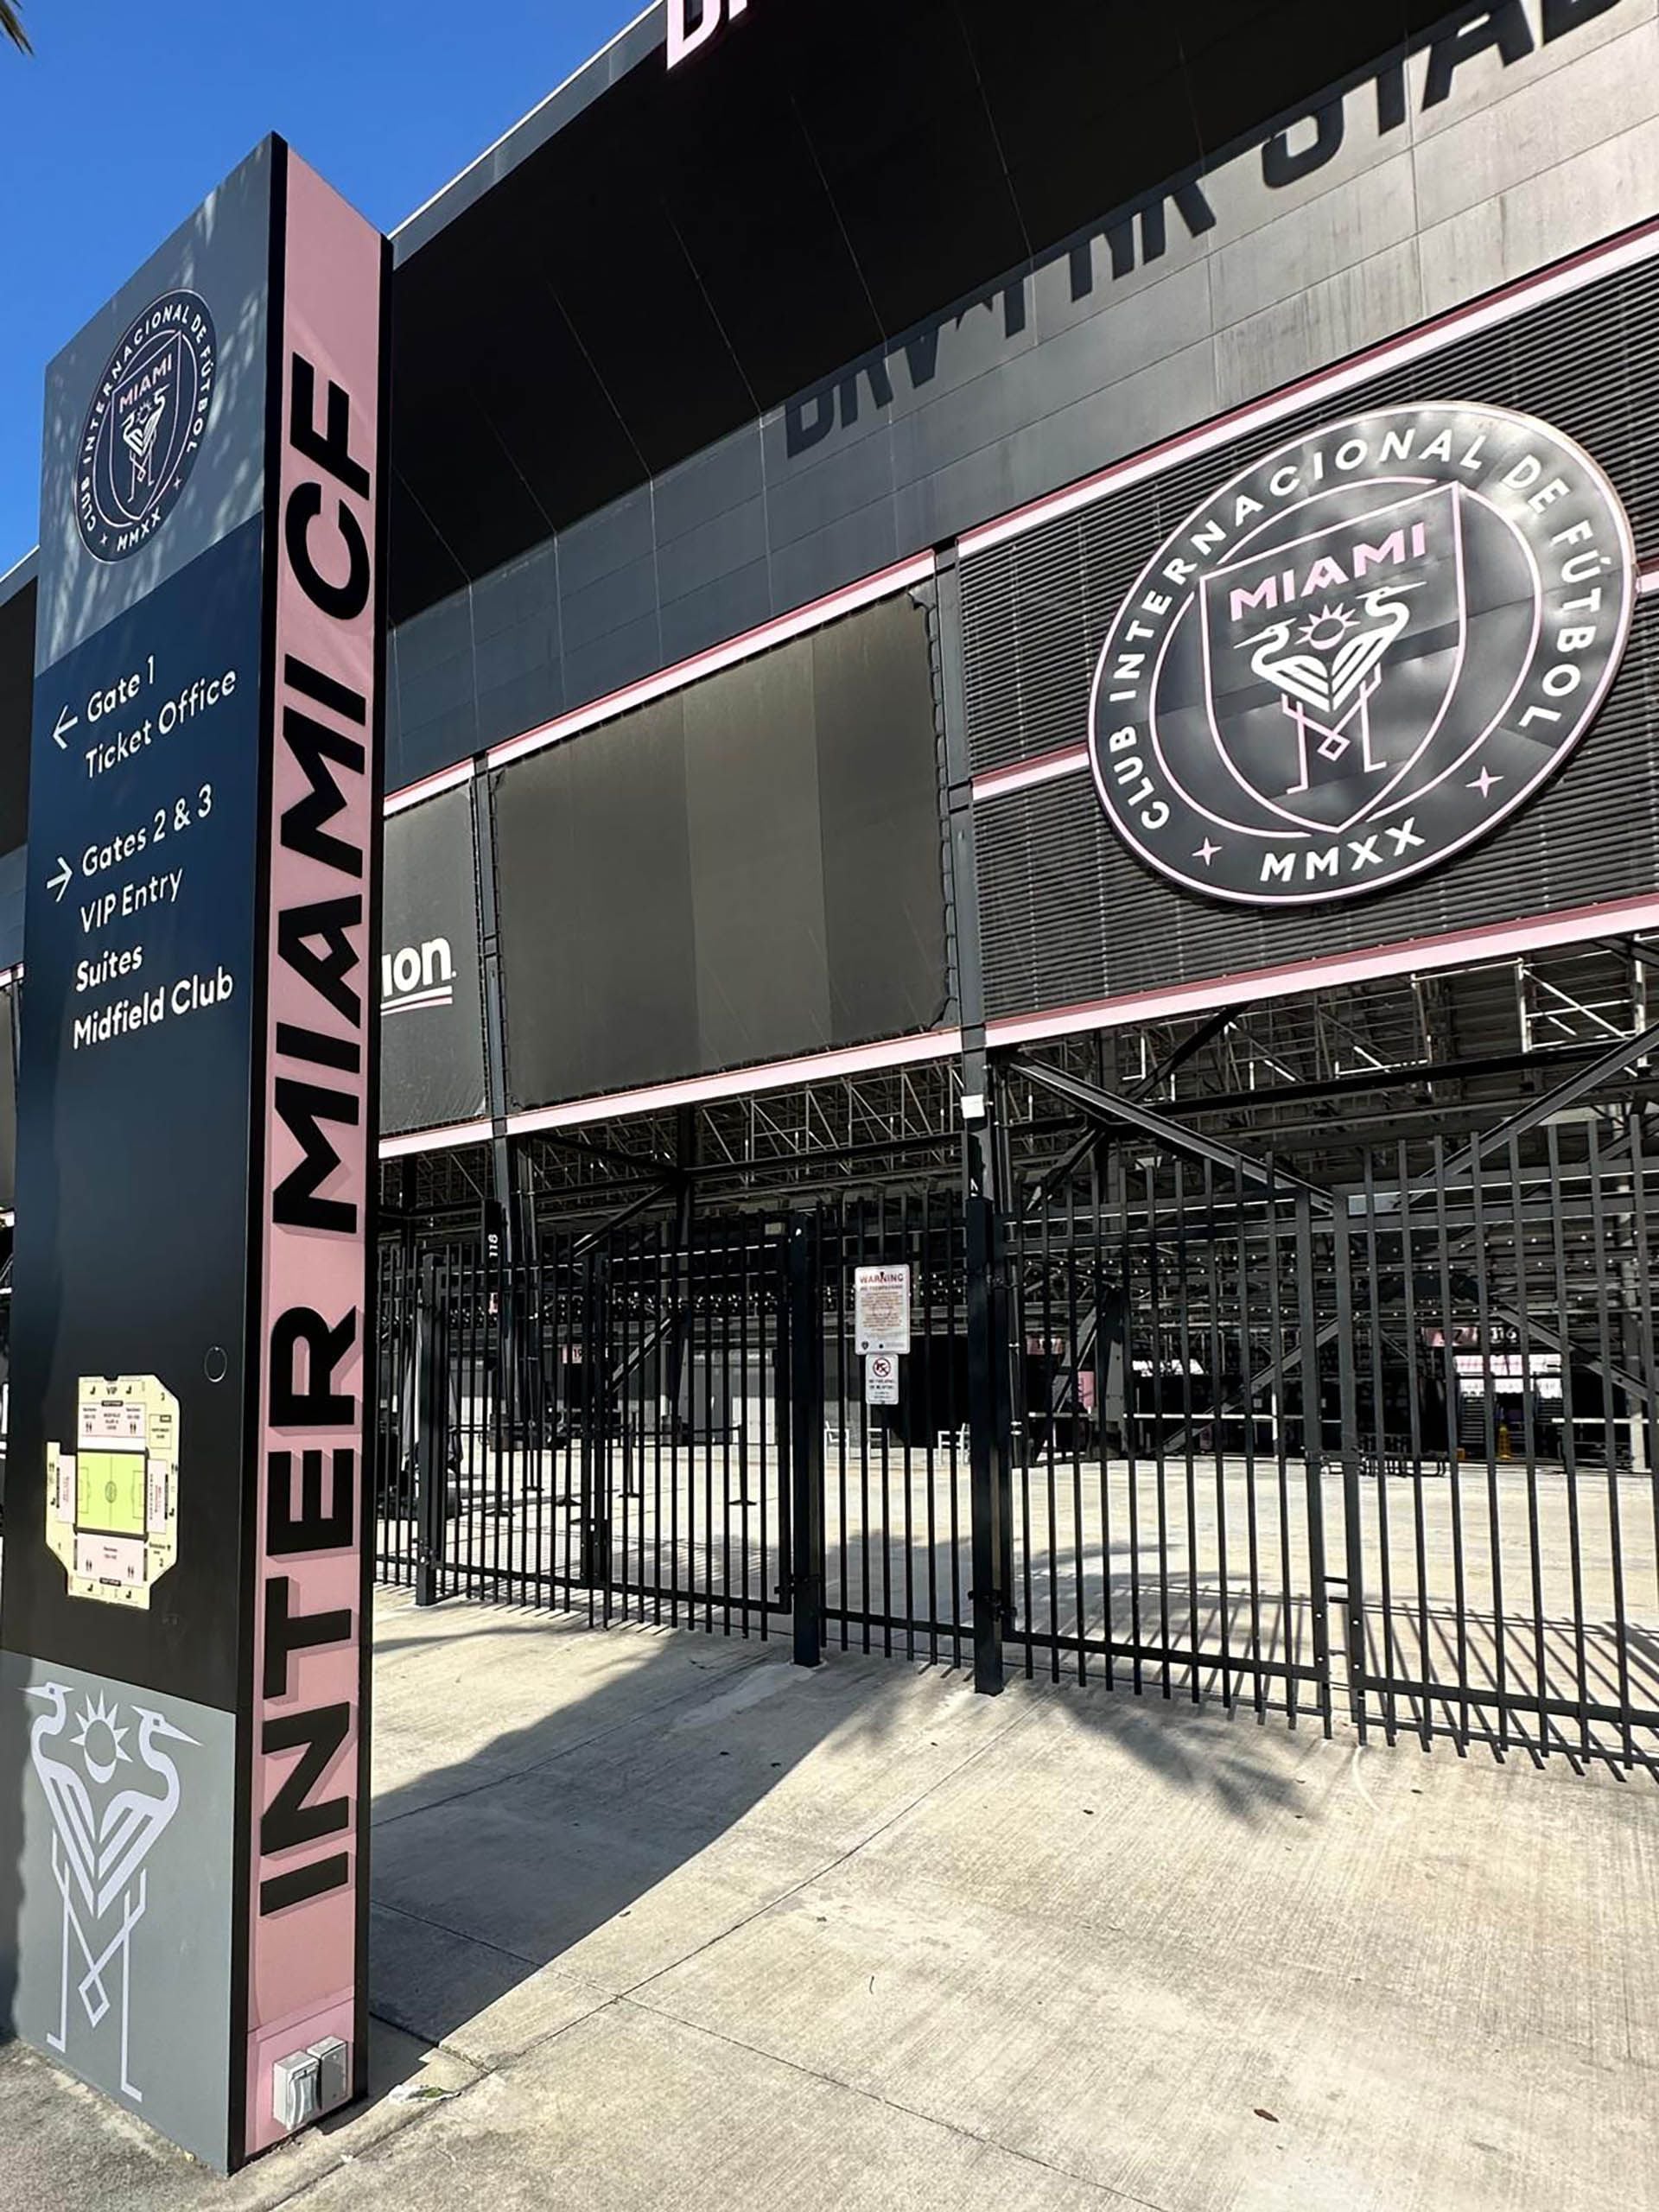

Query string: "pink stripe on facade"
[[379, 1116, 493, 1158], [484, 552, 935, 771], [962, 215, 1659, 559], [970, 744, 1090, 803], [505, 1027, 963, 1138], [986, 893, 1659, 1051]]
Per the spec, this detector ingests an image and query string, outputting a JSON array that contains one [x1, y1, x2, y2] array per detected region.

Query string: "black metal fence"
[[378, 1217, 791, 1636], [376, 1120, 1659, 1776], [1006, 1163, 1333, 1729], [1333, 1122, 1659, 1767]]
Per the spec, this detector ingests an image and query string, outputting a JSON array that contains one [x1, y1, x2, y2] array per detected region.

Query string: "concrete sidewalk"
[[2, 1591, 1656, 2211]]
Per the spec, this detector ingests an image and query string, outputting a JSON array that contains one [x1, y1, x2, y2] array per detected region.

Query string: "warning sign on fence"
[[854, 1265, 911, 1355]]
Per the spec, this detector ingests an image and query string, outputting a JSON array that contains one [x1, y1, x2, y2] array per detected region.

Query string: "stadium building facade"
[[6, 0, 1659, 1763]]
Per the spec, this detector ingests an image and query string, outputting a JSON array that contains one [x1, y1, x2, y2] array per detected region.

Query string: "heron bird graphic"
[[119, 391, 168, 498], [25, 1682, 195, 2103], [1243, 582, 1418, 796]]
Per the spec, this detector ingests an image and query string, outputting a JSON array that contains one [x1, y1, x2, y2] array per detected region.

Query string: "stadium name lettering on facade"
[[671, 0, 1618, 80], [667, 0, 751, 70], [785, 0, 1627, 455]]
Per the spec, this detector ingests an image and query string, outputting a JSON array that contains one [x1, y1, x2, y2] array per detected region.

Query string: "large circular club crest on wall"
[[1088, 404, 1636, 906], [74, 290, 218, 563]]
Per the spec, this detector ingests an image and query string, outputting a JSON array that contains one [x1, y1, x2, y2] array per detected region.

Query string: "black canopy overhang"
[[386, 0, 1465, 626]]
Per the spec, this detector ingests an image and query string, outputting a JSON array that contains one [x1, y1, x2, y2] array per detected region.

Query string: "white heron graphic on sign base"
[[24, 1682, 194, 2103]]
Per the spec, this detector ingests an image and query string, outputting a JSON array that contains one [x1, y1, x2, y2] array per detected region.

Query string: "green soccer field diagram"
[[75, 1446, 148, 1537]]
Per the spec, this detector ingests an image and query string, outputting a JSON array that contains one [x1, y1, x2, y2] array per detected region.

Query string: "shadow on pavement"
[[365, 1574, 1308, 2055]]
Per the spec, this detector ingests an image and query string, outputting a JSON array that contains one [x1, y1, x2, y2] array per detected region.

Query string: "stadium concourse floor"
[[1, 1589, 1656, 2212]]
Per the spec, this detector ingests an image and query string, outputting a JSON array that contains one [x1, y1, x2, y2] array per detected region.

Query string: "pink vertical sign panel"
[[243, 149, 384, 2158]]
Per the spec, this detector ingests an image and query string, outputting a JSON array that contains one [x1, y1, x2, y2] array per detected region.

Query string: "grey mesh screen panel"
[[493, 591, 948, 1111]]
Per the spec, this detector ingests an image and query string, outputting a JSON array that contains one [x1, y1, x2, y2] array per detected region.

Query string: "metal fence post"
[[578, 1249, 613, 1592], [1296, 1189, 1336, 1738], [966, 1192, 1008, 1694], [1332, 1202, 1369, 1736], [413, 1253, 450, 1607], [787, 1215, 824, 1667]]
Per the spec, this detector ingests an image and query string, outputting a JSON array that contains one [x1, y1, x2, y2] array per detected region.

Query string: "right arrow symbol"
[[52, 704, 77, 751], [48, 856, 71, 902]]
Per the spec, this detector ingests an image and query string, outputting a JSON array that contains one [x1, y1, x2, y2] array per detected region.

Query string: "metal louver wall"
[[961, 249, 1659, 1024], [962, 253, 1659, 779], [976, 602, 1659, 1022]]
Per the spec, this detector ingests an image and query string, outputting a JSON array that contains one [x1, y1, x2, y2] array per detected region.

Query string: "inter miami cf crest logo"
[[25, 1681, 194, 2102], [75, 290, 218, 563], [1090, 404, 1635, 904]]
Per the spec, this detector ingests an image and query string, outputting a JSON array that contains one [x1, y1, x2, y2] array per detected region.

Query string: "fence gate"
[[1332, 1119, 1659, 1769], [1008, 1045, 1659, 1773], [1005, 1158, 1333, 1729], [816, 1192, 973, 1668], [378, 1093, 1659, 1773], [377, 1216, 792, 1638]]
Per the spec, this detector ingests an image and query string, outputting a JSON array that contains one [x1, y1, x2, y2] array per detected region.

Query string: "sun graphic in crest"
[[72, 1693, 131, 1783], [1298, 601, 1357, 651]]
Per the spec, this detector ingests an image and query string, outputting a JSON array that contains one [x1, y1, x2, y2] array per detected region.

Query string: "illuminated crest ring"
[[74, 289, 218, 564], [1087, 404, 1637, 906]]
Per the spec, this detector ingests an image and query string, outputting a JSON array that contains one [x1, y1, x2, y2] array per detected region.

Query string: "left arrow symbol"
[[48, 857, 71, 902], [52, 705, 77, 750]]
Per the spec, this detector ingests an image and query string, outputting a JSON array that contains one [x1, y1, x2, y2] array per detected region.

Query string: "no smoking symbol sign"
[[865, 1353, 899, 1406]]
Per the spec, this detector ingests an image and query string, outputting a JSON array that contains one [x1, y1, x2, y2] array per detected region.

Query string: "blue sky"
[[0, 0, 641, 571]]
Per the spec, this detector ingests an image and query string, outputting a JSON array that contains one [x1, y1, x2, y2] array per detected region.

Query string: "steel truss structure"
[[374, 933, 1659, 1777], [381, 937, 1659, 1239]]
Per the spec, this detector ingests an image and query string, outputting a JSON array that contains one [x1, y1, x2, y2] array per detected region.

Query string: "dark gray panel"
[[0, 982, 15, 1211], [0, 847, 24, 971], [496, 696, 700, 1107], [474, 657, 562, 760], [683, 641, 830, 1067], [556, 485, 655, 595], [385, 626, 407, 787], [658, 558, 773, 670], [493, 590, 949, 1113], [391, 592, 480, 783], [563, 609, 666, 715], [471, 539, 559, 647], [380, 786, 488, 1136], [1037, 340, 1224, 498], [815, 593, 950, 1041], [892, 443, 1026, 566], [557, 554, 658, 657], [765, 418, 897, 550], [770, 504, 902, 618], [461, 542, 563, 754], [652, 423, 766, 543], [654, 497, 768, 604]]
